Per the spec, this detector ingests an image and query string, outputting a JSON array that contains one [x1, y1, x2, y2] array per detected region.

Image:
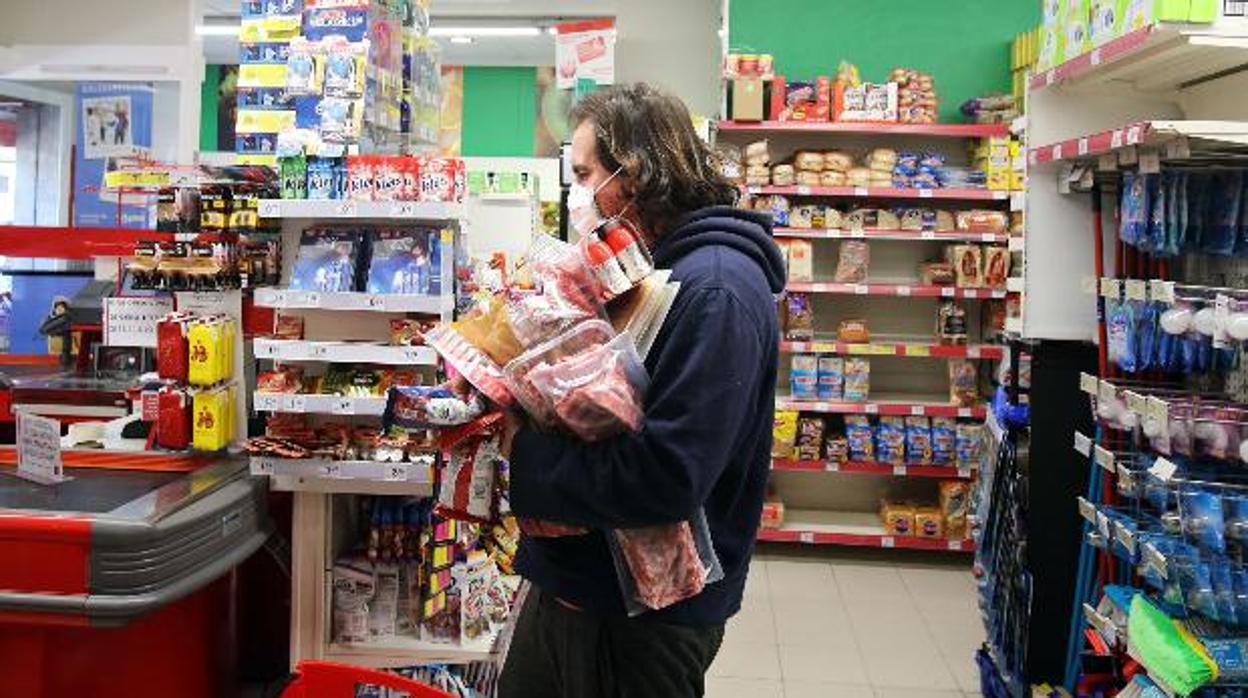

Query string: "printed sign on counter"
[[103, 296, 174, 347], [17, 412, 67, 485]]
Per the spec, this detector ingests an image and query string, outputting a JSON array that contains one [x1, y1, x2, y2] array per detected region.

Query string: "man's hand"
[[500, 411, 523, 459]]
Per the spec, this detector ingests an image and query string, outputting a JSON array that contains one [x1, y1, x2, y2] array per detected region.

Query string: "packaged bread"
[[949, 245, 983, 288], [820, 171, 848, 188], [936, 301, 968, 344], [746, 164, 770, 179], [983, 246, 1010, 288], [833, 240, 870, 283], [920, 262, 956, 286], [955, 209, 1008, 233], [935, 210, 956, 231], [823, 207, 844, 229], [844, 358, 871, 402], [744, 139, 770, 166], [867, 148, 898, 167], [789, 205, 816, 229], [940, 481, 970, 538], [837, 318, 870, 343], [796, 170, 821, 187], [794, 151, 825, 172], [786, 240, 813, 282], [881, 501, 916, 537], [784, 293, 814, 340], [772, 164, 796, 186], [869, 174, 894, 188], [761, 499, 785, 529], [845, 208, 901, 231], [846, 167, 872, 188], [823, 151, 854, 172], [915, 508, 944, 539]]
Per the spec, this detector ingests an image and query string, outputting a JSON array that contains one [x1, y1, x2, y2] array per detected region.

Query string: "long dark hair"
[[570, 83, 738, 238]]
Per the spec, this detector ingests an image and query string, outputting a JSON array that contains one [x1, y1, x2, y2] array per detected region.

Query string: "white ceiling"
[[202, 0, 616, 66]]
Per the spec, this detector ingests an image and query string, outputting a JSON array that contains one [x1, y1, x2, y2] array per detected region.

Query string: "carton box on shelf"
[[730, 78, 765, 121]]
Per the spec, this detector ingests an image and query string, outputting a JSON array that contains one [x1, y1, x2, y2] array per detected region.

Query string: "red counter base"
[[0, 576, 235, 698]]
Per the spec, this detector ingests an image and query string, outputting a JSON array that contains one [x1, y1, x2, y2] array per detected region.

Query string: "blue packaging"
[[876, 417, 905, 466], [1181, 488, 1227, 555], [1119, 171, 1148, 246], [904, 416, 932, 465], [816, 356, 844, 400], [290, 229, 362, 293], [307, 157, 335, 200], [1205, 171, 1242, 256], [845, 415, 874, 461], [366, 229, 441, 295], [1214, 560, 1239, 625], [1145, 172, 1166, 253], [790, 354, 819, 401]]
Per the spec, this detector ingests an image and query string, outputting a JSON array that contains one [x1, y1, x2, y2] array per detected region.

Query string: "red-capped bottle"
[[602, 221, 652, 283], [583, 232, 631, 297]]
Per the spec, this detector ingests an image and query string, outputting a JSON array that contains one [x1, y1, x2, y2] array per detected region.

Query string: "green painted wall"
[[729, 0, 1040, 122], [200, 64, 222, 152], [461, 66, 536, 156]]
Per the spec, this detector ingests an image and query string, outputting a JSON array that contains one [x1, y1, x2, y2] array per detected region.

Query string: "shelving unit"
[[256, 198, 463, 222], [252, 393, 388, 416], [775, 227, 1011, 243], [253, 288, 456, 314], [253, 338, 438, 365], [776, 395, 987, 419], [758, 509, 973, 551], [772, 458, 973, 479], [745, 184, 1008, 201], [786, 281, 1007, 299], [718, 120, 1009, 138], [779, 339, 1005, 360]]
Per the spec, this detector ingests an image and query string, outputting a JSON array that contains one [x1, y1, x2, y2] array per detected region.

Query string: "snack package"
[[157, 386, 192, 450], [789, 205, 817, 229], [931, 417, 956, 466], [347, 155, 376, 201], [772, 410, 799, 459], [389, 318, 437, 346], [846, 208, 901, 231], [796, 417, 825, 461], [905, 416, 933, 465], [844, 358, 870, 402], [332, 562, 375, 643], [274, 315, 305, 340], [817, 357, 845, 400], [384, 385, 486, 432], [876, 416, 906, 465], [956, 423, 981, 470], [882, 501, 916, 537], [157, 312, 192, 382], [761, 499, 785, 529], [834, 240, 870, 283], [607, 508, 723, 615], [948, 360, 978, 407], [950, 245, 983, 288], [983, 246, 1010, 289], [744, 139, 770, 166], [825, 435, 849, 463], [956, 210, 1009, 234], [920, 262, 956, 286], [436, 431, 501, 523], [784, 293, 815, 341], [837, 319, 870, 343], [771, 164, 796, 187], [367, 228, 440, 295], [456, 552, 493, 642], [290, 229, 362, 293], [790, 354, 819, 400], [846, 415, 875, 461], [823, 151, 853, 172], [794, 151, 824, 172], [425, 316, 516, 408], [936, 301, 968, 344], [786, 239, 814, 282], [915, 508, 945, 539]]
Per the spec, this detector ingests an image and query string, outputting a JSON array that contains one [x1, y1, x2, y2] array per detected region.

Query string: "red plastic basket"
[[280, 661, 457, 698]]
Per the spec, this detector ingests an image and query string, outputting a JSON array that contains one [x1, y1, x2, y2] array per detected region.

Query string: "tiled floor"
[[708, 546, 984, 698]]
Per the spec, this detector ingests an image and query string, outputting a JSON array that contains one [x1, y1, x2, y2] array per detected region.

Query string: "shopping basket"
[[278, 660, 457, 698]]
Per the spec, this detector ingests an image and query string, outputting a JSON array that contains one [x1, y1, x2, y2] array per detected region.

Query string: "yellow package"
[[187, 320, 217, 386], [193, 388, 229, 451], [881, 501, 916, 537], [220, 319, 236, 382], [915, 507, 945, 539], [772, 410, 799, 459]]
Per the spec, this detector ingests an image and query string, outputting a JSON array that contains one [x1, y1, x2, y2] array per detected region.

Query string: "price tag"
[[947, 540, 964, 551], [384, 463, 409, 481], [1138, 148, 1161, 174], [967, 346, 982, 359], [919, 189, 934, 199], [957, 466, 971, 478], [881, 536, 896, 548], [1090, 48, 1103, 65], [255, 341, 279, 359], [1126, 125, 1144, 145], [390, 201, 417, 217], [1094, 445, 1115, 472], [1143, 543, 1168, 577], [1150, 279, 1176, 304], [921, 231, 936, 240], [331, 398, 355, 415], [981, 233, 999, 243], [1098, 153, 1118, 172], [1045, 70, 1055, 86], [254, 393, 281, 411], [746, 186, 762, 195], [1149, 456, 1178, 482], [1077, 138, 1089, 156], [850, 229, 867, 239], [270, 291, 289, 307], [825, 460, 840, 472], [250, 457, 276, 476], [1074, 431, 1093, 456], [853, 187, 869, 197], [402, 347, 428, 363], [1146, 396, 1170, 423], [1110, 130, 1124, 149], [258, 200, 281, 218], [1125, 279, 1148, 301], [798, 531, 815, 544], [864, 404, 879, 414], [1098, 379, 1117, 403], [796, 185, 812, 195], [1100, 277, 1121, 299], [1052, 144, 1064, 161], [286, 395, 308, 413], [941, 287, 956, 298], [366, 295, 388, 310], [910, 405, 926, 416], [310, 343, 330, 359], [893, 465, 907, 476], [1118, 145, 1138, 166], [1123, 390, 1147, 414], [907, 345, 931, 357], [897, 285, 912, 296], [957, 407, 974, 418], [1080, 373, 1099, 395], [319, 461, 343, 479], [1165, 137, 1191, 160], [334, 200, 358, 217], [853, 284, 869, 295], [1077, 497, 1097, 523], [1081, 276, 1099, 295]]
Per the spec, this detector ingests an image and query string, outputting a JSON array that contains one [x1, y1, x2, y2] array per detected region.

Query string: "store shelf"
[[253, 392, 387, 416], [717, 120, 1009, 138], [324, 627, 499, 669], [774, 227, 1010, 243], [772, 458, 973, 479], [256, 199, 463, 221], [253, 288, 456, 314], [1029, 120, 1248, 164], [776, 394, 987, 418], [746, 185, 1008, 202], [786, 281, 1008, 299], [254, 338, 438, 366], [1029, 23, 1248, 93], [251, 456, 433, 495], [779, 339, 1005, 360], [758, 509, 973, 551]]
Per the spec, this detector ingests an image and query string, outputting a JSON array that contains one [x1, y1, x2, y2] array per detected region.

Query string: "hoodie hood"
[[652, 206, 786, 294]]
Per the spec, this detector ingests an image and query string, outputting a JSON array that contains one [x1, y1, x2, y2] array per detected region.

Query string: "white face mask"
[[568, 167, 622, 236]]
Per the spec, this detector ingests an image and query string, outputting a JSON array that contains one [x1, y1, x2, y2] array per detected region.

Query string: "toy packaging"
[[290, 229, 362, 293], [367, 228, 441, 295]]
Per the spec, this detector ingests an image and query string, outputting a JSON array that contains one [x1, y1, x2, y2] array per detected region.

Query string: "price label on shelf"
[[893, 465, 907, 476], [897, 285, 911, 297], [1118, 145, 1138, 166], [384, 463, 409, 481], [250, 457, 276, 476], [319, 461, 344, 479], [258, 200, 282, 218], [941, 287, 956, 298], [864, 404, 879, 415], [852, 284, 869, 295], [796, 185, 812, 195], [1052, 144, 1064, 161], [825, 460, 840, 472], [920, 231, 936, 240], [910, 405, 925, 416], [906, 345, 931, 357], [1094, 445, 1115, 472], [286, 395, 308, 413], [1165, 137, 1191, 160], [310, 343, 330, 359], [334, 200, 358, 217], [919, 189, 934, 199], [1110, 130, 1124, 149], [1074, 431, 1093, 456], [798, 531, 815, 544], [1100, 278, 1121, 299], [1098, 379, 1117, 403], [366, 295, 387, 310], [1097, 153, 1118, 172], [957, 466, 972, 479], [947, 540, 964, 551], [1149, 456, 1178, 483], [966, 346, 982, 359], [390, 201, 417, 217], [1090, 48, 1103, 66], [254, 393, 281, 411], [850, 229, 867, 239], [957, 408, 974, 418], [1138, 148, 1161, 174], [1077, 497, 1097, 523], [1123, 390, 1147, 414], [981, 233, 998, 243], [1146, 396, 1170, 423], [881, 536, 896, 549], [402, 347, 428, 363], [1125, 279, 1148, 301], [1079, 372, 1099, 395], [746, 186, 762, 195], [1077, 138, 1089, 156], [331, 398, 355, 416], [1126, 125, 1144, 145], [256, 341, 280, 359], [1150, 279, 1176, 304], [853, 187, 869, 197]]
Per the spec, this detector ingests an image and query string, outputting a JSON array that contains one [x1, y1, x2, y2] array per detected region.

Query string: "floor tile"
[[767, 559, 837, 599], [726, 600, 778, 645], [709, 639, 782, 680], [833, 562, 909, 600], [899, 567, 976, 607], [704, 676, 784, 698], [859, 644, 961, 690], [785, 681, 874, 698], [778, 638, 869, 685], [773, 598, 851, 647]]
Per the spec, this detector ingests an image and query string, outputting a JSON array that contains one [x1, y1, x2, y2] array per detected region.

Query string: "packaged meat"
[[983, 246, 1010, 289], [948, 360, 978, 407], [949, 245, 983, 288], [607, 508, 723, 615], [790, 354, 819, 401], [834, 240, 870, 283], [817, 357, 845, 400], [784, 293, 815, 341], [772, 410, 799, 459], [760, 500, 785, 529], [582, 231, 632, 299], [389, 318, 437, 346], [844, 358, 871, 401], [274, 315, 305, 340], [787, 239, 813, 282]]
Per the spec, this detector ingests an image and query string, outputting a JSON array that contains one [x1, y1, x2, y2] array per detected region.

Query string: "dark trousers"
[[498, 588, 725, 698]]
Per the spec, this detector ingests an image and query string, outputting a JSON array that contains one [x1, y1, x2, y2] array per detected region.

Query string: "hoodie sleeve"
[[508, 286, 766, 529]]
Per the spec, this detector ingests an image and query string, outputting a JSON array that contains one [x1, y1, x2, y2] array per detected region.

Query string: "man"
[[499, 83, 785, 698]]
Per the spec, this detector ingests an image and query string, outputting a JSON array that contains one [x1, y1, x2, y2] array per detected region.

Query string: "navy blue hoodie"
[[509, 205, 785, 627]]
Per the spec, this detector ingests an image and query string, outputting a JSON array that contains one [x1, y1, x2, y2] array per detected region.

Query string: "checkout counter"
[[0, 453, 271, 698]]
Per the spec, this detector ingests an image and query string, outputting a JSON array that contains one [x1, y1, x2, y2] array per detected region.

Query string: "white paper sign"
[[104, 296, 174, 347], [16, 412, 67, 485], [555, 19, 616, 89]]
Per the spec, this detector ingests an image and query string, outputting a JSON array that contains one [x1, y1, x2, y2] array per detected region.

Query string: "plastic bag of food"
[[384, 384, 486, 433], [607, 507, 724, 615], [772, 410, 799, 459], [784, 293, 814, 341], [948, 360, 978, 406], [425, 318, 516, 408], [834, 240, 870, 283], [436, 430, 502, 524]]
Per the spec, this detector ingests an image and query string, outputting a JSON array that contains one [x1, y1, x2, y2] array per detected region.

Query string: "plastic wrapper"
[[941, 481, 969, 538], [836, 319, 870, 343], [332, 562, 375, 643], [817, 357, 844, 400], [290, 229, 362, 292], [983, 247, 1010, 289], [384, 385, 486, 433], [948, 360, 978, 407], [846, 415, 874, 461], [607, 508, 724, 615], [796, 417, 824, 461], [772, 410, 799, 459], [931, 418, 956, 466], [881, 501, 915, 536], [437, 431, 502, 524], [956, 423, 981, 469], [783, 293, 814, 341], [905, 416, 932, 465], [949, 245, 982, 288], [425, 306, 517, 409], [844, 358, 870, 402], [915, 508, 944, 539], [833, 240, 870, 283], [876, 417, 905, 465], [789, 354, 818, 401], [936, 301, 968, 344], [955, 210, 1008, 234]]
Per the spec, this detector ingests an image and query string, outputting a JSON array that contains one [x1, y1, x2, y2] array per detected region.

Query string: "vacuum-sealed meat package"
[[607, 508, 724, 615]]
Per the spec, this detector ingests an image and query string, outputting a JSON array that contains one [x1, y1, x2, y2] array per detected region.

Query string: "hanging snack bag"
[[817, 356, 845, 400], [285, 38, 323, 96], [796, 417, 825, 461], [772, 410, 799, 459], [905, 416, 933, 465], [833, 240, 870, 283], [436, 431, 502, 524], [790, 354, 819, 401], [323, 37, 366, 97], [876, 416, 906, 465], [948, 360, 978, 407], [784, 293, 815, 341], [846, 415, 875, 461], [931, 417, 956, 465], [1119, 171, 1148, 246], [157, 312, 192, 382], [1206, 170, 1243, 256], [844, 357, 871, 401]]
